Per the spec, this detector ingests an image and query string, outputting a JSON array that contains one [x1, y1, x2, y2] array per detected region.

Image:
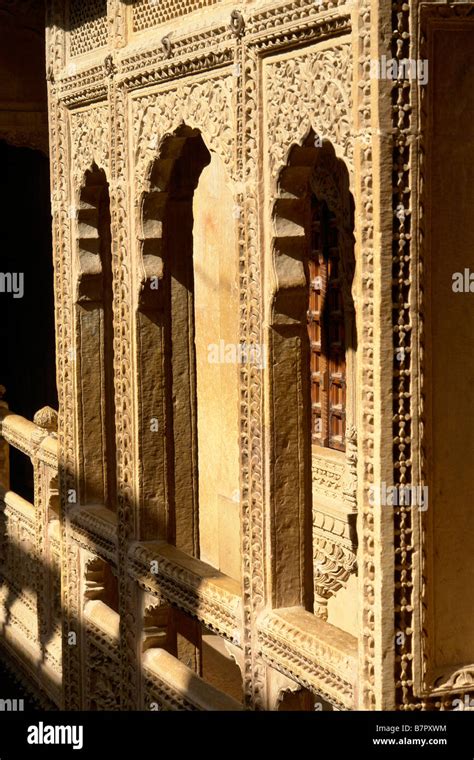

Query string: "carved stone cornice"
[[247, 9, 351, 53], [249, 0, 348, 32], [51, 4, 352, 109], [55, 64, 107, 108]]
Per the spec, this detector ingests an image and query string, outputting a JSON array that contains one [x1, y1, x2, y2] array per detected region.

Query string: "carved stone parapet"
[[128, 541, 242, 643], [143, 648, 242, 712], [258, 607, 357, 710]]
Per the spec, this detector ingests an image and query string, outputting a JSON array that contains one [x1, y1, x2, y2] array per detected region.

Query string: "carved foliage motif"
[[132, 75, 235, 191], [85, 623, 121, 710], [70, 105, 109, 186], [238, 46, 267, 709], [266, 45, 353, 179]]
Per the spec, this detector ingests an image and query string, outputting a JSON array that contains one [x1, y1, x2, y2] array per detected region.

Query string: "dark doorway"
[[0, 141, 57, 501]]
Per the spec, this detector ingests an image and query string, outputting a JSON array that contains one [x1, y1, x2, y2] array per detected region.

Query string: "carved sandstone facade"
[[0, 0, 473, 711]]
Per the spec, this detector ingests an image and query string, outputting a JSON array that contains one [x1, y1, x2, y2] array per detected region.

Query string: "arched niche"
[[135, 124, 241, 581], [74, 164, 117, 510], [269, 132, 358, 622]]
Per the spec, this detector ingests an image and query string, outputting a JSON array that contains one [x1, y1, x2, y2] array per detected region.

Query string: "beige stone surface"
[[0, 0, 472, 714], [193, 155, 241, 578]]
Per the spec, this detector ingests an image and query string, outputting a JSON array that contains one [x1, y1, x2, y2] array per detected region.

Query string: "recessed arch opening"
[[136, 124, 242, 582], [269, 130, 358, 624]]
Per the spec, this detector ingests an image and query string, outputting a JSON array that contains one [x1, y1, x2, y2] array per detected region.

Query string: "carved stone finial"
[[34, 406, 58, 435], [161, 35, 172, 60], [229, 10, 245, 37]]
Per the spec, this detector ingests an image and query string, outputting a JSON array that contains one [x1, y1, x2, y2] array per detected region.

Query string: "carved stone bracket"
[[312, 426, 358, 620], [313, 522, 357, 620], [104, 54, 116, 78]]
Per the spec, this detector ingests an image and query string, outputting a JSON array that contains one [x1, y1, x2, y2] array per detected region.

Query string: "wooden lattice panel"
[[69, 0, 108, 58], [132, 0, 221, 32]]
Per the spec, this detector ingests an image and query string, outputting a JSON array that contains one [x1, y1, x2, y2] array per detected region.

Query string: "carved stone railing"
[[143, 648, 243, 711], [258, 607, 358, 710], [69, 504, 118, 563], [0, 393, 61, 705], [83, 600, 121, 710], [0, 408, 58, 470], [0, 394, 359, 710], [128, 541, 242, 644]]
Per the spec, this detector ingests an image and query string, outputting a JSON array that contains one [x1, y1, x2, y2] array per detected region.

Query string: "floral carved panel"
[[70, 104, 110, 185], [265, 43, 353, 181], [132, 74, 235, 189]]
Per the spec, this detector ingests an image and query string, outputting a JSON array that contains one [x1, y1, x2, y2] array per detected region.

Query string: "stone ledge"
[[143, 648, 243, 711], [129, 541, 242, 643], [258, 606, 358, 709]]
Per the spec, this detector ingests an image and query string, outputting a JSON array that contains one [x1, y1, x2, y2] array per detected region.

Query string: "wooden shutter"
[[307, 197, 346, 452]]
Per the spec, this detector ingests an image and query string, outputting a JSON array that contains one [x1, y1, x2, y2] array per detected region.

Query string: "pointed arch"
[[135, 125, 211, 554], [268, 132, 357, 617]]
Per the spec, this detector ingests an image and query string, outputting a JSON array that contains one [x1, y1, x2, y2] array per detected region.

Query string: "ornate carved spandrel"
[[266, 44, 353, 183]]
